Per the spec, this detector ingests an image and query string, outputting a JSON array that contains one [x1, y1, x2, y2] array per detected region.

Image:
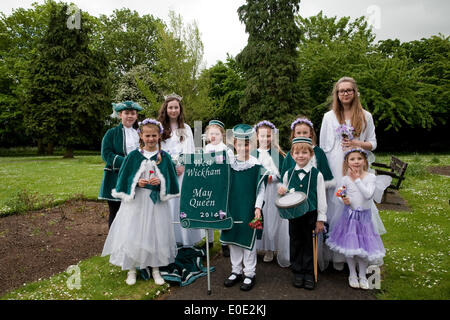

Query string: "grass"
[[0, 255, 170, 300], [0, 155, 104, 216], [374, 153, 450, 300], [1, 237, 221, 301], [0, 152, 449, 299]]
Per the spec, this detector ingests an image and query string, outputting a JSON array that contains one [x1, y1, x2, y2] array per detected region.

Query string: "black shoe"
[[222, 245, 230, 257], [293, 274, 304, 288], [224, 273, 242, 287], [304, 279, 315, 290], [240, 276, 256, 291]]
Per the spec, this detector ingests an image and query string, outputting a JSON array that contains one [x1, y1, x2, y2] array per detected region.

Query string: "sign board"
[[180, 151, 233, 230]]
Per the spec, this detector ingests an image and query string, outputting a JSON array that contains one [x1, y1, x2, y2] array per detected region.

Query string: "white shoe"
[[348, 276, 359, 289], [359, 277, 369, 290], [263, 251, 274, 262], [125, 270, 136, 285], [152, 268, 165, 285]]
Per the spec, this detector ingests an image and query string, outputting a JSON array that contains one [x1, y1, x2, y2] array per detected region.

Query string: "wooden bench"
[[371, 156, 408, 202]]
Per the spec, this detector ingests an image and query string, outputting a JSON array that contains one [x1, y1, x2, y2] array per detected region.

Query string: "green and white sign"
[[180, 151, 233, 230]]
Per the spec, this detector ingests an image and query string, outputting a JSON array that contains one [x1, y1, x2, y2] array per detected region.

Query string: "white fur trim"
[[111, 160, 148, 202], [152, 160, 180, 201]]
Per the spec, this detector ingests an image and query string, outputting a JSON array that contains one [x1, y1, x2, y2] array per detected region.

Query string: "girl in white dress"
[[252, 121, 290, 267], [326, 148, 385, 289], [102, 119, 179, 286], [319, 77, 388, 270], [158, 94, 202, 247]]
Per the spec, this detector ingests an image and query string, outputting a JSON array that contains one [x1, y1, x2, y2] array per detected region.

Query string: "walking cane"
[[312, 230, 318, 283]]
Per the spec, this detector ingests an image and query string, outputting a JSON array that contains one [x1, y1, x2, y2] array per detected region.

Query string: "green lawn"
[[0, 152, 449, 299], [0, 155, 104, 216], [375, 153, 450, 299]]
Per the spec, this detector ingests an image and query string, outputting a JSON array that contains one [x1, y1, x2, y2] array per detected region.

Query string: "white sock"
[[152, 267, 165, 285], [357, 257, 368, 280], [346, 257, 357, 278]]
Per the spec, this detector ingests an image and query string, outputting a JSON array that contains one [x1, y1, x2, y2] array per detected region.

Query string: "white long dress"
[[102, 150, 177, 270], [319, 110, 388, 267], [161, 123, 202, 247], [255, 148, 290, 268]]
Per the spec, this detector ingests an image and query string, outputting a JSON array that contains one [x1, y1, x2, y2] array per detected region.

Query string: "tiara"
[[254, 120, 278, 133], [344, 148, 368, 159], [164, 93, 182, 101], [138, 118, 164, 134], [290, 118, 313, 130]]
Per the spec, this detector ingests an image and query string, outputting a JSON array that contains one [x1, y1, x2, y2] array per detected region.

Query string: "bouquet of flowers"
[[336, 124, 354, 140], [248, 217, 263, 230], [335, 186, 347, 198]]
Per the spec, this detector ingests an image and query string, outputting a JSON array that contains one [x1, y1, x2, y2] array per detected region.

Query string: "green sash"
[[220, 163, 263, 250]]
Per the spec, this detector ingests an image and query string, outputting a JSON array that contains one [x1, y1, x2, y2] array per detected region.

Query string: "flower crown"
[[254, 120, 278, 133], [344, 147, 368, 159], [290, 118, 313, 130], [138, 118, 164, 134], [164, 93, 182, 101]]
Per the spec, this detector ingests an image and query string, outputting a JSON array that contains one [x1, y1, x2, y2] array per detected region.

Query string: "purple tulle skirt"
[[326, 206, 385, 262]]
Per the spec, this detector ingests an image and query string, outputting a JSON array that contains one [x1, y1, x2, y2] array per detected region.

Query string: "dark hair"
[[157, 97, 186, 142]]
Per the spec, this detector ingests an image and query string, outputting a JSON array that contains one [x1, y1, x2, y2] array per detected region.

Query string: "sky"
[[1, 0, 449, 68]]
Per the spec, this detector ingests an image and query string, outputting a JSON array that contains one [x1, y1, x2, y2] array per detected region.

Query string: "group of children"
[[99, 77, 388, 292]]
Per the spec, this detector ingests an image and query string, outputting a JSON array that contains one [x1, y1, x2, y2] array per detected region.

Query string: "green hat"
[[232, 124, 254, 140], [112, 100, 143, 112], [208, 120, 225, 129], [292, 137, 312, 145]]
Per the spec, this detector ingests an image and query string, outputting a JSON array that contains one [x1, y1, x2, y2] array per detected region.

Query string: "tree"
[[205, 55, 246, 128], [97, 9, 163, 78], [236, 0, 301, 145], [0, 2, 54, 149], [295, 12, 377, 127], [24, 2, 110, 157]]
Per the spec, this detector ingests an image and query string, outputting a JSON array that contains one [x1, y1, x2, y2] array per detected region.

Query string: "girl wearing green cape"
[[102, 119, 180, 286]]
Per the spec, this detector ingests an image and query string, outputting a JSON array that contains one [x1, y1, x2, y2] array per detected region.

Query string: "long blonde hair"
[[331, 77, 367, 137], [256, 125, 286, 157]]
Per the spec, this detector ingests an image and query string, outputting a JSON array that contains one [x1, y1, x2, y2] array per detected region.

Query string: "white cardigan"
[[319, 109, 377, 153]]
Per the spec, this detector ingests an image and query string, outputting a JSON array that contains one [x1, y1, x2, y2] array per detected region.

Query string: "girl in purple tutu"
[[326, 148, 385, 289]]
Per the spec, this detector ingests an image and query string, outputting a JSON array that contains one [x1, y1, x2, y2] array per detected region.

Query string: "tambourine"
[[275, 191, 309, 219]]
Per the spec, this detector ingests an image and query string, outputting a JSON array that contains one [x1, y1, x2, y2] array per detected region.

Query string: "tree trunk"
[[37, 139, 45, 155], [47, 142, 54, 155], [63, 147, 74, 158]]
